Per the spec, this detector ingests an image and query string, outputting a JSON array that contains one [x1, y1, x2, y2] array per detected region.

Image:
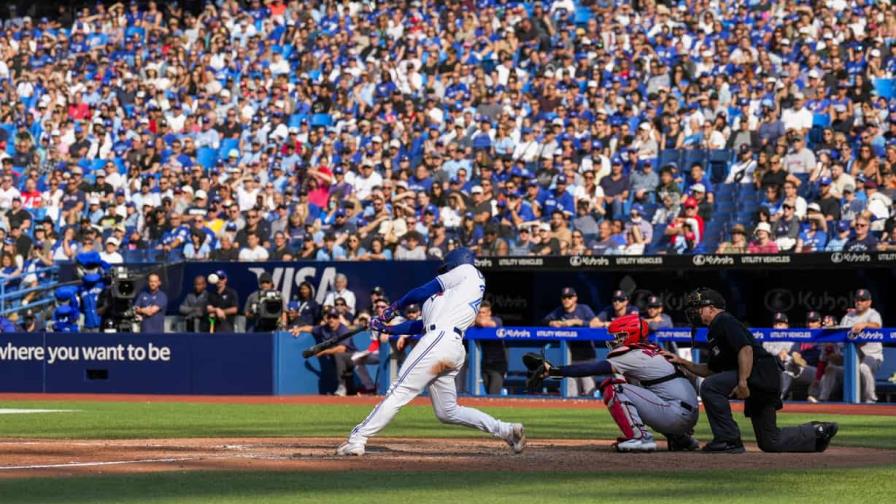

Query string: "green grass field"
[[0, 399, 894, 503]]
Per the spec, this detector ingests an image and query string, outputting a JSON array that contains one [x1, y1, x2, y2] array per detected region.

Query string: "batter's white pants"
[[348, 329, 514, 446]]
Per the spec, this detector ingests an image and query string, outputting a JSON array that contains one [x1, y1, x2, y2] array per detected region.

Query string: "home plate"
[[0, 409, 79, 415]]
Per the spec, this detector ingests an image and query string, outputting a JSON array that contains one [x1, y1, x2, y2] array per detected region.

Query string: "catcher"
[[524, 314, 699, 452]]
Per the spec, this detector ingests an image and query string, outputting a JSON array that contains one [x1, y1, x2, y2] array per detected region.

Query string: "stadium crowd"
[[2, 0, 896, 277]]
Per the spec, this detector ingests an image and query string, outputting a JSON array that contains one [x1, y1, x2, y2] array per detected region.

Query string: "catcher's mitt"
[[522, 352, 555, 391]]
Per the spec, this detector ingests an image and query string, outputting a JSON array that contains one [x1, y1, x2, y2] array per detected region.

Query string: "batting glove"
[[381, 302, 400, 322], [370, 317, 389, 333]]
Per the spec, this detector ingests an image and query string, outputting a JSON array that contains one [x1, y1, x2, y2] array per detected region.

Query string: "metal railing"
[[0, 265, 61, 318]]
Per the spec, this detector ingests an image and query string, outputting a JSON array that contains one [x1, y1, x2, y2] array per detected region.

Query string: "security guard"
[[664, 288, 839, 453]]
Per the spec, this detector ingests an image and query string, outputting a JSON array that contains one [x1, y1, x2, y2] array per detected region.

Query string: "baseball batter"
[[336, 247, 525, 456], [526, 314, 699, 452]]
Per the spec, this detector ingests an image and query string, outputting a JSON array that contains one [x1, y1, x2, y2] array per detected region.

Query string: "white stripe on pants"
[[348, 330, 513, 446]]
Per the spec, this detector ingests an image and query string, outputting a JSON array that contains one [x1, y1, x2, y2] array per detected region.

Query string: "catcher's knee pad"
[[599, 377, 627, 398], [601, 380, 644, 440]]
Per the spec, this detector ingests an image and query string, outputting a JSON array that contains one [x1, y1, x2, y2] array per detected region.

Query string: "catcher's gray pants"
[[701, 370, 817, 452], [612, 383, 698, 437]]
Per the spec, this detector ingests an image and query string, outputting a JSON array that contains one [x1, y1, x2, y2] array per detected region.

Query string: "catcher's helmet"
[[684, 288, 726, 326], [607, 313, 650, 348], [438, 247, 476, 274]]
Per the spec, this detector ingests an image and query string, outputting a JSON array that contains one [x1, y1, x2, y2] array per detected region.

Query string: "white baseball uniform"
[[347, 264, 516, 446], [601, 344, 699, 439]]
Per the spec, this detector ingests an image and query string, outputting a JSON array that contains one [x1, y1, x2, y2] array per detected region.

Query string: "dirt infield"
[[0, 437, 893, 480], [1, 393, 894, 416]]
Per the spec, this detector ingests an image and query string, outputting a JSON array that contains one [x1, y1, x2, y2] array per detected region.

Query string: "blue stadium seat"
[[310, 113, 334, 128], [812, 114, 831, 128], [717, 183, 736, 198], [197, 147, 218, 170], [288, 114, 308, 128], [657, 149, 682, 169], [218, 138, 239, 159], [708, 149, 733, 183], [873, 78, 896, 100], [574, 6, 594, 25], [682, 149, 707, 169]]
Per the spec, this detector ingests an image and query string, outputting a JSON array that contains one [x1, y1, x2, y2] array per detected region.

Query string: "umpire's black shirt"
[[706, 311, 770, 373]]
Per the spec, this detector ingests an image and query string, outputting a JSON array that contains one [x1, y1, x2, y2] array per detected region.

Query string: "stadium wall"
[[57, 254, 896, 327]]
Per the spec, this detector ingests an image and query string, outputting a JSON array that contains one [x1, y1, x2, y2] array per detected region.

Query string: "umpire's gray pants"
[[701, 370, 818, 452]]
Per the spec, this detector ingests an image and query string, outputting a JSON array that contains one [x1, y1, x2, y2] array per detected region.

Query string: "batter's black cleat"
[[701, 439, 746, 454], [812, 421, 839, 452]]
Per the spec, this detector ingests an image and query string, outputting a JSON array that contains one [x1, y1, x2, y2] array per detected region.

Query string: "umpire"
[[665, 288, 838, 453]]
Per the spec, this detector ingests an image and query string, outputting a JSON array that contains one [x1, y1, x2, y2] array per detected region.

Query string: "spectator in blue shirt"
[[590, 290, 639, 328], [542, 286, 597, 396], [134, 273, 168, 333]]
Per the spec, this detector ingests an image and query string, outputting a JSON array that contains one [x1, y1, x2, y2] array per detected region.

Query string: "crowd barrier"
[[2, 328, 891, 403]]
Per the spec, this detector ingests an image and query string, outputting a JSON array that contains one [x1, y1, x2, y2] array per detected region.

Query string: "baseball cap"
[[683, 197, 699, 208], [773, 312, 789, 324], [647, 296, 662, 308], [214, 270, 228, 280], [691, 183, 706, 193], [258, 272, 273, 284], [287, 300, 300, 311], [819, 176, 833, 186], [855, 289, 872, 301], [864, 179, 879, 189], [371, 286, 385, 295], [323, 306, 339, 317], [836, 221, 851, 233], [561, 287, 577, 297], [731, 224, 747, 235], [630, 203, 645, 215], [612, 290, 628, 301], [806, 311, 821, 322], [471, 185, 484, 194], [755, 222, 772, 234], [807, 202, 821, 213], [406, 303, 421, 313]]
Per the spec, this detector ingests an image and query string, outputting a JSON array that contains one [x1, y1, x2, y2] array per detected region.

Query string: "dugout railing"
[[457, 327, 896, 403]]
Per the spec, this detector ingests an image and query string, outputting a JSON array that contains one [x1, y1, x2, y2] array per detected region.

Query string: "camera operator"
[[206, 270, 239, 333], [134, 273, 168, 333], [179, 274, 210, 332], [243, 272, 284, 332]]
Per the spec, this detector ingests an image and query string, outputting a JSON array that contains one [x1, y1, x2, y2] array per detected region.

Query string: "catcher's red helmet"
[[607, 314, 650, 347]]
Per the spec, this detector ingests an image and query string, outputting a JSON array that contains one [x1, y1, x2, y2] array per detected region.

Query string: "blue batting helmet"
[[438, 247, 476, 274]]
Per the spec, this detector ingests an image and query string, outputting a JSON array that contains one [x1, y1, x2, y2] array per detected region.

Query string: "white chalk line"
[[0, 409, 80, 415], [0, 457, 197, 470]]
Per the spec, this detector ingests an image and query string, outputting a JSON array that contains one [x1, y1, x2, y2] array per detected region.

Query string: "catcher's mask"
[[606, 313, 650, 349], [685, 288, 726, 326]]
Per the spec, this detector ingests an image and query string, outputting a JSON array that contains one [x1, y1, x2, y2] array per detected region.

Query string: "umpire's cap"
[[686, 288, 726, 310]]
